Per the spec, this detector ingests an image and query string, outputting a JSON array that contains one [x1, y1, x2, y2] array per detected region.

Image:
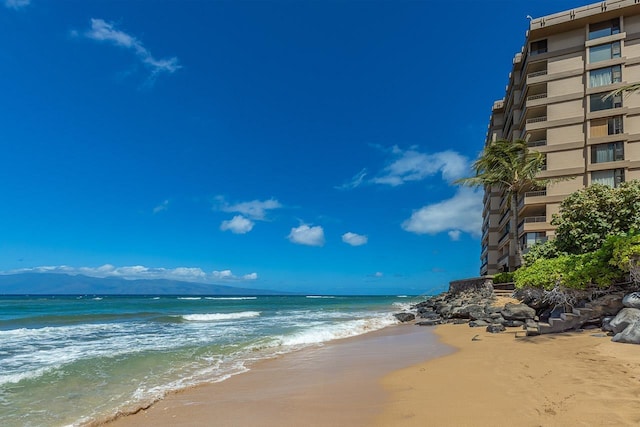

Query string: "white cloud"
[[83, 19, 181, 79], [4, 0, 30, 9], [372, 146, 469, 186], [153, 200, 169, 214], [212, 270, 233, 279], [448, 230, 462, 241], [336, 168, 368, 190], [402, 187, 483, 237], [342, 232, 368, 246], [375, 272, 383, 277], [220, 215, 254, 234], [4, 265, 258, 282], [287, 224, 325, 247], [216, 197, 282, 220]]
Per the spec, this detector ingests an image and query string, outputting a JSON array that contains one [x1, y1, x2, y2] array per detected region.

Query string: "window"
[[522, 232, 546, 248], [592, 169, 625, 187], [590, 116, 623, 137], [589, 18, 620, 40], [591, 142, 624, 163], [589, 41, 621, 63], [530, 39, 547, 55], [589, 65, 622, 88], [590, 93, 622, 112]]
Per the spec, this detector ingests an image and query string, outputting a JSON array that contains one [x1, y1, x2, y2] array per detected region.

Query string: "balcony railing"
[[525, 216, 547, 223], [525, 190, 547, 198], [527, 93, 548, 101], [526, 116, 547, 124], [526, 139, 547, 147], [527, 69, 548, 79]]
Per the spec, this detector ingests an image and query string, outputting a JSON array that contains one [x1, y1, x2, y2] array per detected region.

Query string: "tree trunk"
[[510, 193, 523, 270]]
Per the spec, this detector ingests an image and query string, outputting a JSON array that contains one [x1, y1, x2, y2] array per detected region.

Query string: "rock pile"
[[403, 287, 534, 334], [392, 284, 640, 344]]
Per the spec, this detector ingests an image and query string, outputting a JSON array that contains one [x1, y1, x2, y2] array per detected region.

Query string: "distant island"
[[0, 273, 289, 295]]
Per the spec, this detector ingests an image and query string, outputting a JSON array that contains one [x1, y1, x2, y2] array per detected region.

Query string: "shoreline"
[[103, 323, 450, 427], [377, 324, 640, 427]]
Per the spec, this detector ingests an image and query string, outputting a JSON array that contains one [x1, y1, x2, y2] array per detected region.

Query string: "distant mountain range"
[[0, 273, 289, 295]]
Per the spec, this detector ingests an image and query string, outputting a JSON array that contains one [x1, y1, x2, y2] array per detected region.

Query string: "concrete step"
[[573, 307, 594, 318], [561, 312, 579, 321]]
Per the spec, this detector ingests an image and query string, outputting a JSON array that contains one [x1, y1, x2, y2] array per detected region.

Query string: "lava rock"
[[622, 292, 640, 309], [501, 303, 536, 321], [486, 324, 506, 333], [394, 312, 415, 323], [609, 308, 640, 334]]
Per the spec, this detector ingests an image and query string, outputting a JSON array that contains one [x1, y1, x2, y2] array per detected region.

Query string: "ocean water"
[[0, 294, 417, 427]]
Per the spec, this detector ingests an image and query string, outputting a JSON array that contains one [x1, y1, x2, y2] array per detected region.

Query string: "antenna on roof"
[[526, 15, 533, 21]]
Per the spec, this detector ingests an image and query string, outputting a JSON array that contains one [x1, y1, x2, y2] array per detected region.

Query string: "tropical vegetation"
[[514, 181, 640, 290]]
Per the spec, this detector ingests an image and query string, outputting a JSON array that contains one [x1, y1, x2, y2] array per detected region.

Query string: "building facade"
[[481, 0, 640, 275]]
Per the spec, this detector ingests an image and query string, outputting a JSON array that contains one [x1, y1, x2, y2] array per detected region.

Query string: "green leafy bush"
[[492, 272, 515, 284], [514, 246, 624, 290], [522, 240, 564, 265], [608, 232, 640, 271], [552, 181, 640, 254]]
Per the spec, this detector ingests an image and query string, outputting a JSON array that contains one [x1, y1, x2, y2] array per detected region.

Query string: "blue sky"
[[1, 0, 591, 295]]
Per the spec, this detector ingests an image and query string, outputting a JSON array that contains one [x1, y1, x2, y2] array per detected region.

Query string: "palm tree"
[[456, 139, 551, 270], [606, 82, 640, 99]]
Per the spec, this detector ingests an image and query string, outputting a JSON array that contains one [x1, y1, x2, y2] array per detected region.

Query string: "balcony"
[[526, 116, 547, 124], [526, 190, 547, 198], [518, 216, 547, 235], [526, 139, 547, 148], [527, 69, 548, 79], [518, 190, 547, 212], [527, 93, 548, 102]]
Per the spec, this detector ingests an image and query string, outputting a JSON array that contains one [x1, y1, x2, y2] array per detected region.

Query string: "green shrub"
[[607, 232, 640, 271], [522, 239, 564, 265], [514, 247, 624, 290], [493, 272, 515, 284]]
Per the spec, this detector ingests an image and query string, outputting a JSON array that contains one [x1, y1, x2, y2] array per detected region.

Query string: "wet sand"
[[377, 324, 640, 427], [106, 321, 640, 427], [106, 325, 450, 427]]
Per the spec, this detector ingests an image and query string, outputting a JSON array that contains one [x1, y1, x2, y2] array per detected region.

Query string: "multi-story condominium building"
[[481, 0, 640, 275]]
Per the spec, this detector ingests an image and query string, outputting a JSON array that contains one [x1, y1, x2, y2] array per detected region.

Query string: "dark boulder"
[[502, 319, 525, 328], [609, 308, 640, 334], [394, 312, 415, 323], [622, 292, 640, 309], [416, 319, 441, 326], [513, 287, 546, 310], [469, 320, 489, 328], [486, 324, 506, 333], [451, 304, 484, 319], [501, 303, 536, 321], [612, 322, 640, 344], [589, 293, 625, 317]]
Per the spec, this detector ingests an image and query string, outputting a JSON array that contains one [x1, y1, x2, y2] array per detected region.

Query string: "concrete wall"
[[448, 277, 493, 295]]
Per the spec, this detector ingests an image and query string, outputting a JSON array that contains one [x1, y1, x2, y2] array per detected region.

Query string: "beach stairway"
[[493, 282, 515, 298], [530, 304, 597, 335]]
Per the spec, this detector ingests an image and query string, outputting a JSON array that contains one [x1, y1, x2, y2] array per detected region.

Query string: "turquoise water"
[[0, 294, 417, 426]]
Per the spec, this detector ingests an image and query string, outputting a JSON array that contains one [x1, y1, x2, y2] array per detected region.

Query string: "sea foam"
[[182, 311, 261, 322]]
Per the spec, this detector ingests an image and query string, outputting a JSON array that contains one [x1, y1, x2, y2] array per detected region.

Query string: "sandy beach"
[[377, 324, 640, 427], [105, 321, 640, 427]]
